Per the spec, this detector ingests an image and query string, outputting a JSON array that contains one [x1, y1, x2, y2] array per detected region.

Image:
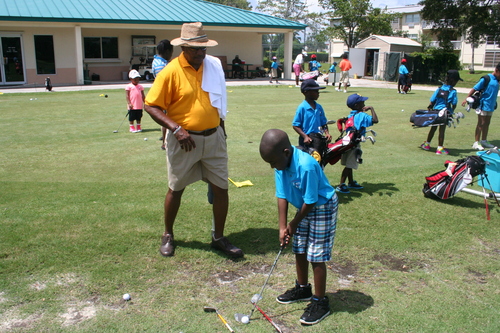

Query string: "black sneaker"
[[300, 296, 330, 325], [276, 283, 312, 304]]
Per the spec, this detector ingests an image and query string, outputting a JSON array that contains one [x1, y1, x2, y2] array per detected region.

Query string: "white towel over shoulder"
[[202, 55, 227, 120]]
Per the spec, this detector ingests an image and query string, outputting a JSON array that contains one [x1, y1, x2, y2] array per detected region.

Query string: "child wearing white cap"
[[125, 69, 145, 133]]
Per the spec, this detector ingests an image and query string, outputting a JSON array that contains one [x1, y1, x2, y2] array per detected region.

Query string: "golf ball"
[[241, 316, 249, 324], [123, 293, 131, 301], [144, 138, 148, 141]]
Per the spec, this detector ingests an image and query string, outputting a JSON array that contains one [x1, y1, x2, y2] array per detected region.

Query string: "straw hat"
[[171, 22, 218, 47]]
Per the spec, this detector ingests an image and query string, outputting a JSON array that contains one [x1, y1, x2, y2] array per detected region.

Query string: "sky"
[[248, 0, 419, 12]]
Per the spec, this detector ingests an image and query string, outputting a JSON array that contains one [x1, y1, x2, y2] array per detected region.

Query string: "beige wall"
[[1, 23, 266, 85]]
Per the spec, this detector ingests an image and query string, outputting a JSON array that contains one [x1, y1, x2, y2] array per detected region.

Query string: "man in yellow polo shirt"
[[144, 22, 243, 259]]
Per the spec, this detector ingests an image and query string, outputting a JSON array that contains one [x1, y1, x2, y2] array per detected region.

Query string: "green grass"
[[1, 84, 500, 332]]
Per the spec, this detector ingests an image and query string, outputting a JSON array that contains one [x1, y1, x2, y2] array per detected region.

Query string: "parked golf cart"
[[130, 44, 156, 81]]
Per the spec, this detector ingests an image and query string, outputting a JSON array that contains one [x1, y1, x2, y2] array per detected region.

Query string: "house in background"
[[0, 0, 306, 86], [328, 4, 498, 77]]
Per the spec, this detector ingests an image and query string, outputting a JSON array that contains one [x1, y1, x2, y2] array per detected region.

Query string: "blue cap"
[[301, 79, 325, 93], [347, 94, 368, 109]]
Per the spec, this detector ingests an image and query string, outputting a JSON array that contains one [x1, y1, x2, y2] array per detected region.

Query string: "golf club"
[[235, 244, 285, 324], [113, 111, 129, 133], [253, 303, 283, 333], [204, 306, 235, 332]]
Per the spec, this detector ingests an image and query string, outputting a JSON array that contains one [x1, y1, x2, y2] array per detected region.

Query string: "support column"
[[74, 26, 83, 85], [283, 31, 294, 80]]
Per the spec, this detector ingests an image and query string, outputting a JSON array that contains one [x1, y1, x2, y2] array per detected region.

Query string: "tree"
[[205, 0, 252, 10], [419, 0, 499, 72], [318, 0, 400, 49], [257, 0, 308, 21]]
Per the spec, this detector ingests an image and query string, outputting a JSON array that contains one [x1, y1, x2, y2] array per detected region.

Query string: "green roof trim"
[[0, 0, 307, 29]]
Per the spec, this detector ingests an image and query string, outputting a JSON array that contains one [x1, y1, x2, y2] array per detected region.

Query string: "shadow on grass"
[[173, 227, 284, 260], [329, 289, 374, 314], [336, 182, 399, 204]]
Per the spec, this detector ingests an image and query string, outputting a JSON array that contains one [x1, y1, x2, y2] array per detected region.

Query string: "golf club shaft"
[[254, 304, 282, 333], [216, 312, 235, 333], [114, 111, 129, 132], [249, 244, 285, 318]]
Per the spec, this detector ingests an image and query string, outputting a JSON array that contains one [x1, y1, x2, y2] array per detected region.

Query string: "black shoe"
[[276, 282, 312, 304], [159, 234, 175, 257], [300, 296, 330, 325], [211, 236, 244, 258]]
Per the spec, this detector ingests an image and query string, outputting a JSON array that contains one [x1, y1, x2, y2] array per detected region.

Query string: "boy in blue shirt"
[[461, 62, 500, 150], [420, 70, 462, 155], [336, 94, 379, 194], [259, 129, 338, 326], [269, 56, 280, 84], [292, 79, 332, 164]]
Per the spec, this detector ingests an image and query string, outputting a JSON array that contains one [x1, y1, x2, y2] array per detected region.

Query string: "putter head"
[[251, 294, 262, 304], [367, 129, 377, 137], [113, 130, 118, 133], [203, 306, 217, 313], [327, 119, 336, 124]]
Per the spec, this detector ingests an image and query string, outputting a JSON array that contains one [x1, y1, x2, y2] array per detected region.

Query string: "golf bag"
[[322, 115, 365, 166], [423, 156, 486, 199], [410, 109, 450, 128], [45, 77, 52, 92], [403, 73, 412, 93], [300, 70, 322, 81]]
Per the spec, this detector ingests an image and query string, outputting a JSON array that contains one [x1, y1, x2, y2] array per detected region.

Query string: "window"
[[34, 35, 55, 74], [405, 14, 420, 24], [84, 37, 118, 59], [132, 36, 155, 56], [484, 51, 500, 67], [486, 35, 500, 48]]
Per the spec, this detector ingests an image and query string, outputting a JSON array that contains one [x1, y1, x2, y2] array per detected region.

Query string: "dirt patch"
[[329, 260, 358, 277], [213, 270, 244, 284], [373, 254, 411, 272], [467, 269, 488, 284], [60, 302, 97, 327], [0, 310, 42, 332]]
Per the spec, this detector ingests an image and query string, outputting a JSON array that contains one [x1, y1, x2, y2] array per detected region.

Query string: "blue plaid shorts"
[[292, 194, 338, 262]]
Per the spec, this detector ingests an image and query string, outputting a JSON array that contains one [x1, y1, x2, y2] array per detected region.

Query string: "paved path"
[[0, 76, 472, 94]]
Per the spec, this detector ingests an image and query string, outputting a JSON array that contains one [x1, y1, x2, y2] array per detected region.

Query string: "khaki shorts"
[[477, 110, 493, 116], [166, 126, 228, 191], [340, 147, 361, 170], [340, 71, 350, 84]]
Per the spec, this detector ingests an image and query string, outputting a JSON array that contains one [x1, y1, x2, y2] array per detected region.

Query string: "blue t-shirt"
[[292, 100, 328, 135], [399, 64, 409, 75], [275, 146, 335, 209], [152, 54, 169, 77], [430, 84, 457, 113], [329, 65, 336, 73], [309, 60, 321, 71], [473, 74, 499, 112], [271, 61, 279, 69], [347, 110, 374, 136]]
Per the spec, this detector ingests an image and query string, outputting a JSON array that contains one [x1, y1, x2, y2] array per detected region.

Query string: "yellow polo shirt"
[[145, 53, 219, 131]]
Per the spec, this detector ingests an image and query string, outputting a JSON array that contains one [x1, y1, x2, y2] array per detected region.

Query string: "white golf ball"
[[123, 293, 131, 301], [241, 316, 249, 324], [144, 138, 148, 141]]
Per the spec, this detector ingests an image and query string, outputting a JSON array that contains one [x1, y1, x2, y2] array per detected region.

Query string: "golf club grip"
[[255, 305, 282, 333], [217, 313, 234, 333]]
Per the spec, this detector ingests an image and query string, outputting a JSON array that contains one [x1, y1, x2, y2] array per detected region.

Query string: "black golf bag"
[[410, 109, 450, 128], [423, 156, 486, 199]]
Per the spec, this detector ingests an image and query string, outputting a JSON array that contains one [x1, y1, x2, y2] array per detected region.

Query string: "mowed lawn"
[[0, 82, 499, 332]]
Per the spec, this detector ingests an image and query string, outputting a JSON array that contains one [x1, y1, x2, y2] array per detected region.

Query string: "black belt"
[[187, 127, 217, 136]]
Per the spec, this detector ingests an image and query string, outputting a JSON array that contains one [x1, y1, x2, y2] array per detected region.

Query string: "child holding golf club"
[[336, 94, 379, 194], [125, 69, 145, 133], [259, 129, 338, 326]]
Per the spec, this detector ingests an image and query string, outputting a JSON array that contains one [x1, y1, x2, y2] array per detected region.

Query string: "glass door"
[[0, 36, 25, 85]]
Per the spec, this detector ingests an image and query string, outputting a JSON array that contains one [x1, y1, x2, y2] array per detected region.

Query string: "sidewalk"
[[0, 76, 471, 94]]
